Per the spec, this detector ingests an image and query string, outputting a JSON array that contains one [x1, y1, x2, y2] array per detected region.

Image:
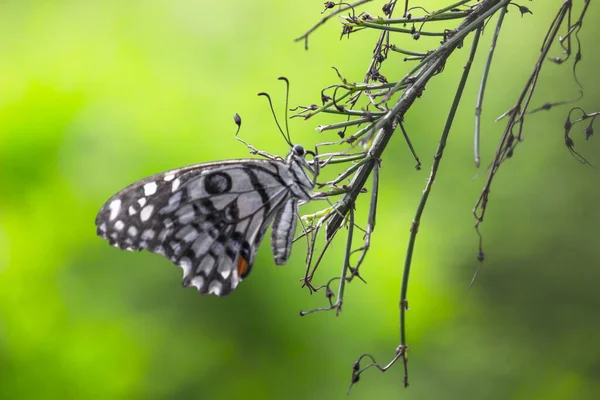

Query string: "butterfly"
[[95, 110, 317, 296]]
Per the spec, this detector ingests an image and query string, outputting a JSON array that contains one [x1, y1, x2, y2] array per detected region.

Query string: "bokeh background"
[[1, 1, 599, 399]]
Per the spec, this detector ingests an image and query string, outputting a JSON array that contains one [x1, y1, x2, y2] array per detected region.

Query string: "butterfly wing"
[[95, 159, 293, 296], [270, 198, 298, 265]]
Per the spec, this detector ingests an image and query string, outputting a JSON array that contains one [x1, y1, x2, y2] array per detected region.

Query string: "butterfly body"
[[95, 145, 315, 296]]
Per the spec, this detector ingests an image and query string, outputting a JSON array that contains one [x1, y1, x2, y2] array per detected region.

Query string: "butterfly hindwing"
[[96, 159, 297, 295], [270, 198, 299, 265]]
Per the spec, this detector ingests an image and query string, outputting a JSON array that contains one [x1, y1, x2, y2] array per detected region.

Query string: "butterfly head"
[[287, 144, 317, 188]]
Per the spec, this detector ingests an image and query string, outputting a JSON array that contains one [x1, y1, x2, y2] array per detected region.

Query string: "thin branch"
[[399, 22, 481, 384], [473, 0, 581, 262], [474, 5, 507, 167], [294, 0, 373, 50]]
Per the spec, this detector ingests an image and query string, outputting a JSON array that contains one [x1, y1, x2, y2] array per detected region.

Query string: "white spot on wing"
[[128, 206, 137, 216], [179, 257, 193, 277], [114, 220, 124, 231], [231, 269, 240, 289], [208, 280, 222, 296], [98, 222, 107, 232], [140, 205, 154, 222], [172, 178, 181, 192], [217, 258, 232, 279], [164, 174, 175, 182], [154, 246, 165, 255], [137, 197, 147, 207], [220, 268, 231, 280], [127, 226, 138, 237], [108, 199, 121, 221], [144, 182, 158, 196], [190, 276, 204, 291]]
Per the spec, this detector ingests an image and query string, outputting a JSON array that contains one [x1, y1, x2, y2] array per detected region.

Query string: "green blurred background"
[[1, 1, 599, 399]]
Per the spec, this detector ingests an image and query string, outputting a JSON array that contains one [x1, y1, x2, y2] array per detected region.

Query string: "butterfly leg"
[[235, 136, 284, 162]]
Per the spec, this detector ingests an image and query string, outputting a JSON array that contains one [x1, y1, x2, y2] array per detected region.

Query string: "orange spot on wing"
[[237, 256, 249, 278]]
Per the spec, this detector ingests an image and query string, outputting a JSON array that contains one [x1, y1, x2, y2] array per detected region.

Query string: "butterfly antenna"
[[258, 88, 293, 147], [278, 76, 293, 146]]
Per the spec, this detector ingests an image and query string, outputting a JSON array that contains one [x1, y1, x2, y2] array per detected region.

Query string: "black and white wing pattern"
[[95, 147, 315, 296]]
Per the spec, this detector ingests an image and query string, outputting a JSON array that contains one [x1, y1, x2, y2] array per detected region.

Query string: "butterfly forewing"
[[96, 156, 313, 296]]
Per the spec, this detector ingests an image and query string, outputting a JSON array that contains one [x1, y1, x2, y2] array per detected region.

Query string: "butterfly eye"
[[293, 144, 305, 157]]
